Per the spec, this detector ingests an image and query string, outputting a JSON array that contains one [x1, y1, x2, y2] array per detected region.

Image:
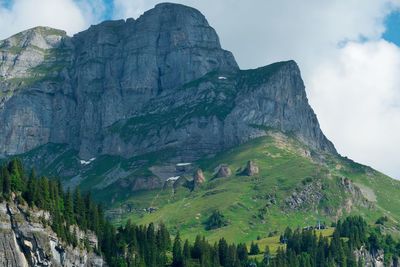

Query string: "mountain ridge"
[[0, 2, 334, 162]]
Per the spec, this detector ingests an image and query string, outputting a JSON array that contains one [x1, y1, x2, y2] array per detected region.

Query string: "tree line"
[[0, 158, 106, 249]]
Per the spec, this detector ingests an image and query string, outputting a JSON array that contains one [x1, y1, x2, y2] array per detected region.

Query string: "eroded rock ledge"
[[0, 198, 104, 267]]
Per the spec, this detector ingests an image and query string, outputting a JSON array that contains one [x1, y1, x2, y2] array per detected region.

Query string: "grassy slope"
[[108, 132, 400, 244], [15, 131, 400, 244], [247, 228, 335, 260]]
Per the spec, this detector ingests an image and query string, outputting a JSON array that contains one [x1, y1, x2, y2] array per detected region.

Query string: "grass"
[[103, 133, 355, 243], [12, 129, 400, 245], [100, 132, 400, 244], [246, 227, 335, 261]]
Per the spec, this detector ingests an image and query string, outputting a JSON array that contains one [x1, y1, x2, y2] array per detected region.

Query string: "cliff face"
[[0, 200, 103, 267], [0, 3, 334, 162]]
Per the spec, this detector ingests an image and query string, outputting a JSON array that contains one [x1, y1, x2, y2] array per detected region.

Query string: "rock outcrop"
[[353, 247, 395, 267], [0, 200, 104, 266], [243, 160, 259, 176], [193, 169, 206, 184], [285, 180, 324, 210], [214, 164, 232, 178]]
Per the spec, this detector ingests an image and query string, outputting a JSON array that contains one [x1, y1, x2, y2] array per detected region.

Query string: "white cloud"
[[0, 0, 102, 39], [309, 40, 400, 178], [112, 0, 149, 19]]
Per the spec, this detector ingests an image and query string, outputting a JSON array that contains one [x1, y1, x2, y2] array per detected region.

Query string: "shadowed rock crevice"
[[0, 200, 104, 266]]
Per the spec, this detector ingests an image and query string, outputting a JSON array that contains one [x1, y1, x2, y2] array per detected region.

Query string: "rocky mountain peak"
[[146, 3, 211, 26], [1, 26, 66, 50], [0, 26, 66, 81], [0, 3, 334, 162]]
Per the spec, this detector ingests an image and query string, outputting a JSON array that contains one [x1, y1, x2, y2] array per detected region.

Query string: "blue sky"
[[384, 11, 400, 46], [98, 0, 113, 20]]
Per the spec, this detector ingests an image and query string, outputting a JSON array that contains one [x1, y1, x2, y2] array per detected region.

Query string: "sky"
[[1, 0, 400, 179]]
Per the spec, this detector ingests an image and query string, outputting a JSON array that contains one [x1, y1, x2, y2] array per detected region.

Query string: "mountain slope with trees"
[[2, 159, 400, 266]]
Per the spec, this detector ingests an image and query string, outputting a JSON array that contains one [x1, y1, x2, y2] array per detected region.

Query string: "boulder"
[[243, 160, 259, 176], [193, 169, 206, 184], [214, 164, 232, 178]]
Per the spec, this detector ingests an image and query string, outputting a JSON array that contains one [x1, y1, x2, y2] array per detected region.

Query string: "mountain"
[[0, 3, 333, 159], [1, 2, 400, 246]]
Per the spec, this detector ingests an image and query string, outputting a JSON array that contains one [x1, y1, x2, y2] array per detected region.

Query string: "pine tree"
[[250, 241, 260, 255], [211, 243, 220, 267], [0, 165, 3, 196], [183, 240, 191, 267], [218, 238, 229, 266], [226, 244, 239, 267], [8, 158, 25, 192], [24, 169, 36, 206], [2, 166, 11, 197], [237, 243, 248, 263], [192, 235, 202, 259], [145, 223, 157, 267], [263, 245, 271, 266], [156, 221, 171, 251], [64, 189, 74, 225], [73, 187, 87, 229], [172, 232, 183, 267]]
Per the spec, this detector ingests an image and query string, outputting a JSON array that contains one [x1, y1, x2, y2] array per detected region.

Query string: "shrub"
[[205, 210, 228, 230]]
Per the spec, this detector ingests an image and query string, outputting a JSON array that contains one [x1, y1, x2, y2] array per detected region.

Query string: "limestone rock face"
[[214, 164, 232, 178], [0, 3, 335, 194], [0, 201, 103, 267], [285, 180, 324, 210], [243, 160, 259, 176], [194, 169, 206, 184]]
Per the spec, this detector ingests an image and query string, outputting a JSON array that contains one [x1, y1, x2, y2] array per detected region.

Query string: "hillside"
[[1, 159, 399, 267], [103, 131, 400, 243], [0, 2, 400, 250], [11, 130, 400, 245]]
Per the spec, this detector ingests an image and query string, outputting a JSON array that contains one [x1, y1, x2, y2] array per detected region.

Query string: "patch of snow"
[[176, 163, 191, 167], [166, 176, 180, 182], [79, 157, 96, 165], [218, 76, 227, 80]]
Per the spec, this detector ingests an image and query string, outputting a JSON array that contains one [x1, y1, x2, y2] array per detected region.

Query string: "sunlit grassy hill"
[[99, 131, 400, 243]]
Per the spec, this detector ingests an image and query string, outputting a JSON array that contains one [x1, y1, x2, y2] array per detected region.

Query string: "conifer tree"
[[250, 241, 260, 255], [218, 238, 229, 267], [24, 169, 36, 206], [0, 165, 3, 195], [263, 245, 271, 266], [237, 243, 248, 263], [64, 189, 74, 225], [172, 232, 183, 267], [183, 240, 191, 266], [2, 166, 11, 196]]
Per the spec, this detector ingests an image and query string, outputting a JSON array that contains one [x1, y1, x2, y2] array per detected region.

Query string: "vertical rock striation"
[[0, 201, 103, 267], [0, 3, 335, 174]]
